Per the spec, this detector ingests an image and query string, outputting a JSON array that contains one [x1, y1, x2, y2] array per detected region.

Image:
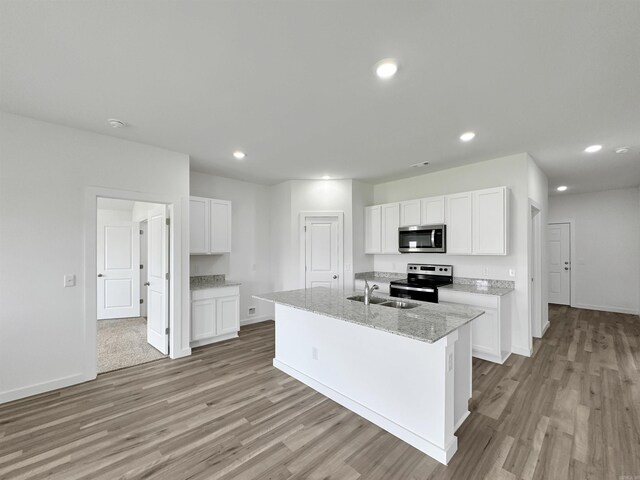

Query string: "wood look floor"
[[1, 305, 639, 479]]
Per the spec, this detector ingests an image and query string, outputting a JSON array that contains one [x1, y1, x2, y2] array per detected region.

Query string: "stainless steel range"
[[389, 264, 453, 303]]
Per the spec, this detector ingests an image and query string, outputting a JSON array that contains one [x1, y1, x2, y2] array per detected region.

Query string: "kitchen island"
[[254, 287, 484, 464]]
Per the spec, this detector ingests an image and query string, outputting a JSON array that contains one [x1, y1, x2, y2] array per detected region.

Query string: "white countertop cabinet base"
[[440, 289, 512, 364], [191, 286, 240, 347], [272, 304, 472, 465]]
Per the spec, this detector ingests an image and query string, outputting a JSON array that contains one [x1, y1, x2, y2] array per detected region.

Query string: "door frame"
[[528, 200, 544, 338], [298, 211, 345, 290], [547, 220, 575, 308], [83, 187, 189, 382]]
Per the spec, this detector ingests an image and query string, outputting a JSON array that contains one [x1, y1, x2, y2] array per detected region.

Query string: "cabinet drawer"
[[439, 289, 498, 309], [191, 286, 240, 301]]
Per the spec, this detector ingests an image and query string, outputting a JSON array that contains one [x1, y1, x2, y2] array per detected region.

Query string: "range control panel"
[[407, 264, 453, 276]]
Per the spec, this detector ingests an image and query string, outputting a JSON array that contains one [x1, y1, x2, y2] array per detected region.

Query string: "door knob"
[[97, 274, 104, 277], [332, 275, 338, 279], [144, 282, 150, 286]]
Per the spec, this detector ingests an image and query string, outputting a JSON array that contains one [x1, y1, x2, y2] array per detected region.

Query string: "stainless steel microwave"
[[398, 224, 446, 253]]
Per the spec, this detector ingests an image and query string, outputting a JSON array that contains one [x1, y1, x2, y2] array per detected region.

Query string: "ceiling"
[[1, 1, 639, 194]]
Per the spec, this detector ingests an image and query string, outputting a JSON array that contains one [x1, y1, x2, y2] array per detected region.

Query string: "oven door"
[[398, 225, 446, 253], [389, 284, 438, 303]]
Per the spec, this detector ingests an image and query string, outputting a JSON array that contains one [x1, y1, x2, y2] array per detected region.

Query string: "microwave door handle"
[[431, 229, 435, 247]]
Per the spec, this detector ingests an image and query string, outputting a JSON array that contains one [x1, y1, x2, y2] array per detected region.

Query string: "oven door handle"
[[391, 285, 435, 293]]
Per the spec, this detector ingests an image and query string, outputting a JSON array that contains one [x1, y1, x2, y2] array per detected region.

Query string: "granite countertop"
[[254, 287, 484, 344], [190, 275, 241, 290], [440, 283, 514, 296]]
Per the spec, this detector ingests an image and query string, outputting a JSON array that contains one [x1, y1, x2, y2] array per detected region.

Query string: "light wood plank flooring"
[[1, 305, 639, 479]]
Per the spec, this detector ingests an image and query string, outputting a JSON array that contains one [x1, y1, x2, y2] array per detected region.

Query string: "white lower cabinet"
[[439, 289, 513, 364], [191, 286, 240, 347]]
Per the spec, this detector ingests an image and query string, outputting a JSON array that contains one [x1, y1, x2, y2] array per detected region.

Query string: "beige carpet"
[[97, 317, 166, 373]]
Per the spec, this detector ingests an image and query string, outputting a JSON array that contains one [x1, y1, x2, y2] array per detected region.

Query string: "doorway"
[[96, 198, 169, 373], [300, 212, 344, 291], [547, 222, 571, 305]]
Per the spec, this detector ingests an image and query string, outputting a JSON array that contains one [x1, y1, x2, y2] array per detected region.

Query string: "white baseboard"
[[454, 410, 471, 432], [273, 358, 457, 465], [190, 332, 238, 348], [240, 315, 272, 326], [573, 303, 639, 316], [511, 345, 532, 357], [541, 322, 551, 336], [0, 373, 86, 405], [472, 348, 509, 365]]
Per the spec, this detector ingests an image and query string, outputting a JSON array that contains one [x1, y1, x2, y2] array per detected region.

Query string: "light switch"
[[64, 274, 76, 287], [509, 269, 516, 277]]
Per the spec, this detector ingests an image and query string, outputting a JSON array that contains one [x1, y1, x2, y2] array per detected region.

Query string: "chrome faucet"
[[363, 280, 379, 305]]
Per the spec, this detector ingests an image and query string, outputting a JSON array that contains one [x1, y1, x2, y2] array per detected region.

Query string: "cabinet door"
[[189, 197, 210, 254], [364, 206, 381, 254], [210, 200, 232, 253], [381, 203, 400, 254], [473, 187, 507, 255], [445, 192, 473, 255], [216, 295, 239, 336], [191, 297, 216, 341], [399, 200, 421, 227], [421, 196, 445, 225], [471, 308, 499, 359]]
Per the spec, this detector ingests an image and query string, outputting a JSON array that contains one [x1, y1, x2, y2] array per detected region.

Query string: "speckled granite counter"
[[440, 283, 514, 296], [190, 275, 241, 290], [254, 287, 483, 344]]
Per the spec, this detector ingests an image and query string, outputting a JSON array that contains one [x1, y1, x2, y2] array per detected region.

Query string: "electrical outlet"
[[248, 306, 256, 316], [482, 267, 489, 277], [64, 274, 76, 287], [312, 347, 319, 360], [509, 269, 516, 277]]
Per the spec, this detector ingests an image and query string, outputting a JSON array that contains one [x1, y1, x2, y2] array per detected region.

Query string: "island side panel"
[[453, 322, 472, 431], [273, 303, 459, 464]]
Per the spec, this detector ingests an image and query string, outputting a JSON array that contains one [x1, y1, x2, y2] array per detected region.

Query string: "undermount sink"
[[379, 300, 420, 310], [347, 295, 386, 305], [347, 296, 420, 310]]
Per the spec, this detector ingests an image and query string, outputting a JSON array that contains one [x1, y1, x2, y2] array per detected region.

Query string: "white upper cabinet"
[[209, 199, 232, 253], [445, 192, 473, 255], [421, 196, 445, 225], [190, 196, 232, 255], [473, 187, 508, 255], [364, 203, 400, 254], [364, 205, 382, 254], [399, 200, 421, 227], [189, 197, 210, 254], [381, 203, 400, 254]]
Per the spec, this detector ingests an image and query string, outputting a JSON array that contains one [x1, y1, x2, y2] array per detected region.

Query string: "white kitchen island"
[[254, 287, 484, 464]]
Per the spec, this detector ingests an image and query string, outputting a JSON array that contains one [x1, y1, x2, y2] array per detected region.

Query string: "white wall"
[[190, 172, 275, 324], [371, 153, 537, 356], [549, 187, 640, 314], [352, 180, 374, 279], [0, 112, 190, 404]]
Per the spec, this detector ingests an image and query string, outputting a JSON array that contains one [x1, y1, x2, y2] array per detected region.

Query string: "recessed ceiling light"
[[375, 59, 398, 79], [584, 144, 602, 153], [615, 147, 630, 154], [322, 175, 331, 180], [557, 186, 568, 192], [460, 132, 476, 142], [232, 151, 246, 160], [107, 118, 125, 128]]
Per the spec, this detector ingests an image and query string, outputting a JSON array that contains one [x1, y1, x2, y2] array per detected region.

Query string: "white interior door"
[[97, 211, 140, 320], [305, 216, 341, 290], [547, 223, 571, 305], [147, 206, 169, 354]]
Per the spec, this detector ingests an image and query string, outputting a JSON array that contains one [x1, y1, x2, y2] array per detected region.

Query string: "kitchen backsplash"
[[190, 274, 226, 288], [453, 277, 515, 289]]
